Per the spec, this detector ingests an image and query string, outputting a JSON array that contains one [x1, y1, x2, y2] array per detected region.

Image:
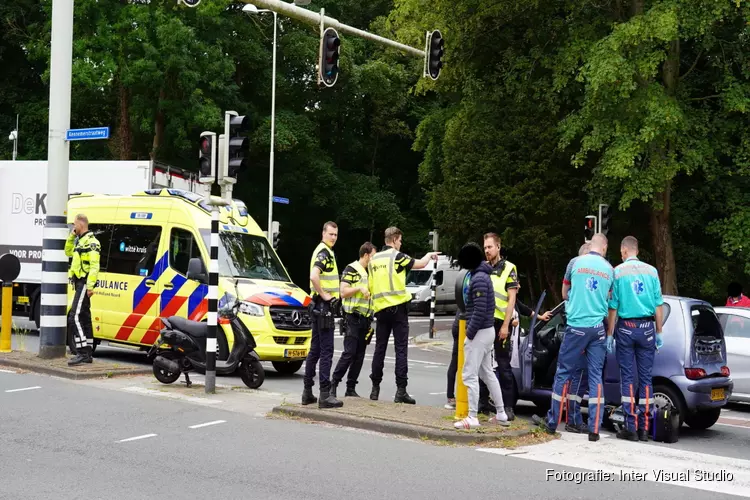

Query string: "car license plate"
[[711, 388, 725, 401], [285, 349, 307, 359]]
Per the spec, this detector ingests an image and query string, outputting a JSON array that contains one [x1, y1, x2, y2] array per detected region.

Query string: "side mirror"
[[434, 270, 444, 287], [187, 257, 208, 284]]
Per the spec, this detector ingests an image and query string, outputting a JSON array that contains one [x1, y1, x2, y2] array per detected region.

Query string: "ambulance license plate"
[[17, 296, 29, 305], [710, 388, 725, 401], [285, 349, 307, 359]]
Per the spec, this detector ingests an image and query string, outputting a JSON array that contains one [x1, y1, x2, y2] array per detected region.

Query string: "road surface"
[[2, 369, 748, 500]]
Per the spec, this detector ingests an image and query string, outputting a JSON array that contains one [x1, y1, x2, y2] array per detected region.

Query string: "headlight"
[[239, 301, 264, 317]]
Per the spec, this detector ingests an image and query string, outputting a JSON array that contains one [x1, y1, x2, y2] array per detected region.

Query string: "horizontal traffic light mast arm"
[[240, 0, 425, 58]]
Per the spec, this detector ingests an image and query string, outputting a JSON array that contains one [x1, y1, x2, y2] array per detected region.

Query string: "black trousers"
[[67, 279, 93, 355], [333, 313, 370, 389], [447, 328, 458, 399], [370, 302, 409, 388], [303, 320, 335, 392], [479, 319, 516, 408]]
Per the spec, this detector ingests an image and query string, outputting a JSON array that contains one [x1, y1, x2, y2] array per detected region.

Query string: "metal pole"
[[241, 0, 425, 58], [0, 283, 12, 353], [38, 0, 74, 359], [267, 11, 277, 237], [429, 275, 436, 339]]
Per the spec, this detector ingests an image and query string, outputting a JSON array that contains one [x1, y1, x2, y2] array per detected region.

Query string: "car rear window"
[[690, 305, 724, 360]]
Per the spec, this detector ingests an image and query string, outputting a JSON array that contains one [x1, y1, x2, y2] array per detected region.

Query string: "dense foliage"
[[2, 0, 748, 306]]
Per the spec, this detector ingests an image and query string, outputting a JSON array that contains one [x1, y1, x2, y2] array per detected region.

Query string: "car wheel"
[[653, 383, 686, 426], [272, 360, 304, 375], [685, 408, 721, 430]]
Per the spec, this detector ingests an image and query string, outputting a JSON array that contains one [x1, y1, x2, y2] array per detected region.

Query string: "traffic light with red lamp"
[[584, 215, 597, 242], [199, 131, 216, 183]]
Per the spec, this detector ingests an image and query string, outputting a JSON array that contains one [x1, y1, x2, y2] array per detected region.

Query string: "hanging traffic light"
[[425, 30, 444, 80], [198, 131, 216, 183], [599, 204, 611, 236], [319, 27, 340, 87], [584, 215, 597, 242], [224, 113, 250, 180]]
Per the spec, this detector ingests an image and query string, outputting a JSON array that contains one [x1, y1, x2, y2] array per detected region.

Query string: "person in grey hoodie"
[[454, 243, 510, 429]]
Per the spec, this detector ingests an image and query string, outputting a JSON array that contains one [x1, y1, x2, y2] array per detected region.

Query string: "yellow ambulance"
[[65, 188, 311, 374]]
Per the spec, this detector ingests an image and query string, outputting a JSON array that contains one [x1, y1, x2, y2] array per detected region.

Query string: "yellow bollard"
[[0, 283, 12, 353], [455, 315, 468, 419]]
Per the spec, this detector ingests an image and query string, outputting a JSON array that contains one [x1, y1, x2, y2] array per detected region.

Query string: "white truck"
[[0, 160, 208, 328], [406, 255, 461, 315]]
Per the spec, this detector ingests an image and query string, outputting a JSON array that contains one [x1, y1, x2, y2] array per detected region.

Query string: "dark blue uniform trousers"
[[615, 319, 656, 433], [304, 320, 335, 392], [546, 324, 607, 434]]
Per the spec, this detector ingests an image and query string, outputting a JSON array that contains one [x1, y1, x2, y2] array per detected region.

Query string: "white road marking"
[[429, 392, 447, 395], [118, 434, 157, 443], [121, 386, 223, 405], [5, 386, 41, 393], [189, 420, 226, 429], [721, 409, 750, 421], [0, 369, 17, 374], [478, 432, 750, 497]]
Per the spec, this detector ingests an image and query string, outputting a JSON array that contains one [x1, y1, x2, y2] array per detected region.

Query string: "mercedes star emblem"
[[291, 310, 302, 326]]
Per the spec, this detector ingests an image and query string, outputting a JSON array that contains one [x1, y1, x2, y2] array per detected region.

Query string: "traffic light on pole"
[[224, 113, 250, 180], [319, 27, 340, 87], [599, 204, 611, 236], [198, 131, 216, 184], [425, 30, 444, 80], [584, 215, 597, 242]]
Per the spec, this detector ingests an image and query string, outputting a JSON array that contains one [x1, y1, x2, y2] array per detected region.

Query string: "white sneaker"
[[489, 412, 511, 427], [444, 398, 456, 410], [454, 416, 480, 429]]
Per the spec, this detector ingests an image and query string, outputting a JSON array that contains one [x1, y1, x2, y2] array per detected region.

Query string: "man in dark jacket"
[[454, 243, 510, 429]]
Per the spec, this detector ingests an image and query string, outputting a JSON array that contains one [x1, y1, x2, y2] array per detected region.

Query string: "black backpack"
[[652, 404, 680, 443]]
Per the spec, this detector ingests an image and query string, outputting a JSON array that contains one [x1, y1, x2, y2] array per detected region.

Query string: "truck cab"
[[406, 255, 460, 315], [65, 188, 310, 374]]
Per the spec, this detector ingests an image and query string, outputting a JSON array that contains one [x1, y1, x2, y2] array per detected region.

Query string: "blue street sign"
[[272, 196, 289, 205], [66, 127, 110, 141]]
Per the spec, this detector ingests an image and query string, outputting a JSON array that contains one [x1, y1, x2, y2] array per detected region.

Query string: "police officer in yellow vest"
[[65, 214, 101, 366], [368, 227, 440, 404], [478, 233, 521, 417], [302, 221, 344, 408], [331, 242, 377, 399]]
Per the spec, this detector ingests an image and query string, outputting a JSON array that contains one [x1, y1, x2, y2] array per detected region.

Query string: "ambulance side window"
[[108, 225, 162, 276], [170, 228, 202, 276], [87, 224, 112, 272]]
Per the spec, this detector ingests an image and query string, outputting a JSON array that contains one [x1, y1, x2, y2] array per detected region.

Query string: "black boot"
[[478, 399, 493, 415], [319, 390, 343, 408], [637, 429, 648, 441], [504, 406, 515, 421], [68, 347, 92, 366], [531, 414, 556, 435], [394, 387, 416, 404], [589, 432, 600, 442], [301, 387, 317, 405], [370, 384, 380, 401], [345, 386, 360, 397], [330, 381, 339, 400], [616, 428, 638, 441]]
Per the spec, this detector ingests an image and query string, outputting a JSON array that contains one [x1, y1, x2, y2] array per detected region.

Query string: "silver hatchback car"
[[713, 306, 750, 403]]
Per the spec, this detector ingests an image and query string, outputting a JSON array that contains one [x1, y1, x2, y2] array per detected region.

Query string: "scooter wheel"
[[239, 358, 265, 389]]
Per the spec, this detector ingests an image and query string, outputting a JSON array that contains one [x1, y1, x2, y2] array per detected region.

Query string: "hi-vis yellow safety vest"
[[369, 247, 411, 313], [491, 260, 516, 320], [65, 231, 101, 290], [342, 261, 373, 317], [309, 242, 340, 299]]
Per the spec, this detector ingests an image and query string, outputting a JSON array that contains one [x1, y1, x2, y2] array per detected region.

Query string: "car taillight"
[[685, 368, 707, 380], [721, 366, 730, 377]]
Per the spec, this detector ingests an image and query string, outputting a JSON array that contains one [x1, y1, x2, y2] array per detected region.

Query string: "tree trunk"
[[118, 82, 132, 160], [542, 258, 562, 305], [526, 267, 537, 308], [649, 184, 678, 294], [150, 89, 166, 161], [535, 251, 545, 306]]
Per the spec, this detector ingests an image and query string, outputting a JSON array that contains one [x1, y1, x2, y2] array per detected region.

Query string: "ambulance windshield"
[[201, 230, 290, 282]]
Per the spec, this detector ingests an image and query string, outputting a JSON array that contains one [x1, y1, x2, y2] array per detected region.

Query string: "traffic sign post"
[[272, 196, 289, 205], [65, 127, 110, 141]]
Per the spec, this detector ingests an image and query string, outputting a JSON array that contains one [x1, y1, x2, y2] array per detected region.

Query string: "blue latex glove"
[[606, 335, 614, 353], [655, 333, 663, 350]]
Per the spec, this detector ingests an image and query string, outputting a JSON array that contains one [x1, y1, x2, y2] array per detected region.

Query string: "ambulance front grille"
[[272, 336, 308, 345], [269, 306, 313, 332]]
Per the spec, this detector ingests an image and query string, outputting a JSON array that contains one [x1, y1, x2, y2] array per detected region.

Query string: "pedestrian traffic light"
[[599, 204, 611, 236], [319, 27, 340, 87], [584, 215, 597, 242], [198, 131, 216, 184], [425, 30, 444, 80], [224, 112, 250, 180]]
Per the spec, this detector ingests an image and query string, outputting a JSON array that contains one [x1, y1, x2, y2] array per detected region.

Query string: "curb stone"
[[0, 354, 152, 380], [271, 405, 532, 444]]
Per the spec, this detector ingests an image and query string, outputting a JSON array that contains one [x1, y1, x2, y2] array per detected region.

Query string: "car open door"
[[521, 290, 546, 393]]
